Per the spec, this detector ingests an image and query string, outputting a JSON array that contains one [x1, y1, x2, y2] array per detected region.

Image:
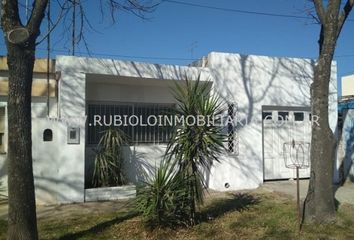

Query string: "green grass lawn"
[[1, 192, 354, 239]]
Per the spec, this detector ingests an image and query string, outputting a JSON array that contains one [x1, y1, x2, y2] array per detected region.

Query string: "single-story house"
[[0, 52, 338, 204]]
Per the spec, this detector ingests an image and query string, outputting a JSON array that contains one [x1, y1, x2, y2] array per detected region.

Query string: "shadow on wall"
[[85, 144, 162, 188], [123, 145, 161, 184], [32, 146, 84, 204], [212, 55, 315, 124], [207, 54, 316, 185], [34, 174, 83, 204], [0, 148, 84, 204]]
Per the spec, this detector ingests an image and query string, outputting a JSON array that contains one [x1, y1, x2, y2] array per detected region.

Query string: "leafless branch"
[[36, 1, 71, 45], [27, 0, 49, 37], [337, 0, 354, 35], [313, 0, 326, 23], [107, 0, 160, 22]]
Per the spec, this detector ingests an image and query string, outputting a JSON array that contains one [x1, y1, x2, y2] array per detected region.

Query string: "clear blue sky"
[[1, 0, 354, 95]]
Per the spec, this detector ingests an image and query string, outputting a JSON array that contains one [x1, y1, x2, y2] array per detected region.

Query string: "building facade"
[[0, 52, 338, 204]]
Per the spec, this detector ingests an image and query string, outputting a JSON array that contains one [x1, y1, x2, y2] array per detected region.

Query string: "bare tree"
[[0, 1, 158, 239], [303, 0, 354, 223]]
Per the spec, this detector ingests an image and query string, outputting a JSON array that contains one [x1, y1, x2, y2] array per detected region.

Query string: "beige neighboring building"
[[342, 74, 354, 97], [0, 56, 57, 99]]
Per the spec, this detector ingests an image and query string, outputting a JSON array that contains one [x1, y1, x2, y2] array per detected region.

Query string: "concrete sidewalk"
[[261, 179, 354, 205]]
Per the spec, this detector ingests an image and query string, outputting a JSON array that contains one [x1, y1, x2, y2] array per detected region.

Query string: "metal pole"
[[72, 0, 76, 56], [47, 0, 51, 117], [296, 166, 301, 231]]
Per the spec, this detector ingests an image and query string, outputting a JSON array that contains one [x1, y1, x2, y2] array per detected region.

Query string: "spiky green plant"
[[166, 77, 226, 225], [136, 160, 190, 227], [92, 128, 127, 187], [0, 181, 7, 203]]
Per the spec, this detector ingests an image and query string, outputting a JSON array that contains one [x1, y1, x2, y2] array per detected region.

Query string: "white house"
[[0, 52, 338, 204]]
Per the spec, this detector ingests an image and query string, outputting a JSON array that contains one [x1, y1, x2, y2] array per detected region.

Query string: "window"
[[43, 129, 53, 142], [294, 112, 304, 121], [67, 127, 80, 144], [87, 103, 133, 145], [262, 111, 272, 121], [87, 103, 175, 145], [227, 103, 238, 155]]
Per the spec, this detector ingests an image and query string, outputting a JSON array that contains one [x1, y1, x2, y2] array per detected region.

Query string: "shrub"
[[92, 128, 127, 187], [0, 181, 7, 202], [136, 77, 226, 227], [166, 77, 226, 224], [136, 160, 190, 227]]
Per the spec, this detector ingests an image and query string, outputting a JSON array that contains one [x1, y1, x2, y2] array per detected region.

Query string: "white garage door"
[[263, 106, 311, 180]]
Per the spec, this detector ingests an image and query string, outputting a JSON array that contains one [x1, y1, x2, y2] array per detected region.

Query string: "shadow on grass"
[[198, 193, 260, 222], [57, 211, 138, 240]]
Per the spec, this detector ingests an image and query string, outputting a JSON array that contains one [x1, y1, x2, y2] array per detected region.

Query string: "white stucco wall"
[[56, 56, 211, 117], [197, 52, 337, 191], [54, 56, 211, 203], [32, 117, 85, 204], [0, 99, 58, 201]]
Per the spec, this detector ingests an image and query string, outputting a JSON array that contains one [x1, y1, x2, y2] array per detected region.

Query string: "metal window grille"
[[87, 103, 175, 145], [227, 103, 239, 155]]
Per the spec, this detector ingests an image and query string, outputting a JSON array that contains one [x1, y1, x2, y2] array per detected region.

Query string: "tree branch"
[[27, 0, 49, 38], [0, 0, 22, 31], [107, 0, 159, 22], [337, 0, 354, 36], [36, 1, 71, 46], [313, 0, 326, 24]]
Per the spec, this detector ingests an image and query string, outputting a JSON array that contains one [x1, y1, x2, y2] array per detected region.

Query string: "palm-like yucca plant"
[[136, 160, 190, 227], [0, 181, 6, 202], [166, 77, 226, 224], [92, 128, 127, 187]]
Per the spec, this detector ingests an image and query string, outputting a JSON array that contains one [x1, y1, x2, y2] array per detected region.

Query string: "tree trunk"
[[303, 24, 337, 223], [6, 40, 38, 240]]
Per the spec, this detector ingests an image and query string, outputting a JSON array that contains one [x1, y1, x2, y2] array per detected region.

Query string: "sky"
[[1, 0, 354, 95]]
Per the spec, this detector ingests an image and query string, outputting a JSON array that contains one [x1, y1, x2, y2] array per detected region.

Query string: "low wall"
[[85, 185, 136, 202]]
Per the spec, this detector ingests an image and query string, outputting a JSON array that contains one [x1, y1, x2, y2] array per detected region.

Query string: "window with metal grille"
[[227, 103, 239, 155], [87, 103, 175, 145]]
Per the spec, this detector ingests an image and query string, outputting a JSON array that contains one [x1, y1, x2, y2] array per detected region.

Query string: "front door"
[[262, 106, 311, 180]]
